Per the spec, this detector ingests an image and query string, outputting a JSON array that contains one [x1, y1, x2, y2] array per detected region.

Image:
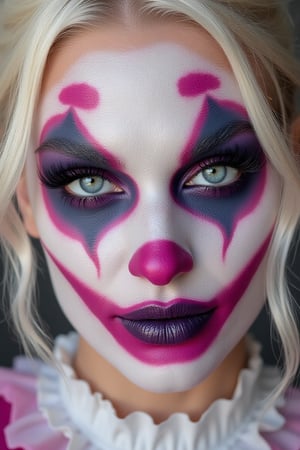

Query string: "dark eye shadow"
[[36, 108, 123, 171], [37, 150, 138, 271], [36, 139, 113, 171], [175, 129, 265, 190], [35, 109, 139, 269], [170, 127, 267, 257]]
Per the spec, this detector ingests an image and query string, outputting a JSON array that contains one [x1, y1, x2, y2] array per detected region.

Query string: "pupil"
[[203, 166, 226, 184]]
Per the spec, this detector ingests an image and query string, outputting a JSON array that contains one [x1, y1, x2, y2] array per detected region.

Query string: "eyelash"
[[39, 164, 123, 209], [183, 147, 265, 195], [38, 144, 265, 210]]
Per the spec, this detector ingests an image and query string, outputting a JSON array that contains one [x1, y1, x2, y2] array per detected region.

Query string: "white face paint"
[[26, 27, 281, 393]]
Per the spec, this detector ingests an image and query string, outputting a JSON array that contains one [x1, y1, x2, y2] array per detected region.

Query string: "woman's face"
[[25, 22, 281, 392]]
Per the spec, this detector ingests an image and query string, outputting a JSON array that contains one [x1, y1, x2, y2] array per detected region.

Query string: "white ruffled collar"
[[37, 333, 285, 450]]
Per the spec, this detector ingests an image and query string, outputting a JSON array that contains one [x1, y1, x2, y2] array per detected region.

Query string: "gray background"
[[0, 1, 300, 372]]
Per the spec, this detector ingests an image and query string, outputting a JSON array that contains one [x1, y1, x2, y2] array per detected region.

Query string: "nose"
[[128, 239, 193, 286]]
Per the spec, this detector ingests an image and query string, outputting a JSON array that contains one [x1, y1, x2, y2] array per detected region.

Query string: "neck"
[[73, 337, 247, 424]]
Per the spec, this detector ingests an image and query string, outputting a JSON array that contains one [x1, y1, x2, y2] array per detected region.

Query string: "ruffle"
[[37, 333, 295, 450], [1, 333, 299, 450], [262, 387, 300, 450]]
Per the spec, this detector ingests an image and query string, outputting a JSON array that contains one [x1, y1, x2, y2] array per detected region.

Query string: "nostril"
[[128, 240, 193, 286]]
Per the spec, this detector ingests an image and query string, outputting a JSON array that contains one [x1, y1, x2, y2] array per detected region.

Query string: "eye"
[[66, 175, 122, 197], [185, 165, 240, 187]]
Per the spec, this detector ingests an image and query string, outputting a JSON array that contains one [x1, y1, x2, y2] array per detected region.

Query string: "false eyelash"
[[183, 145, 265, 184], [39, 162, 112, 189], [60, 191, 113, 209], [195, 145, 265, 173], [39, 162, 124, 211]]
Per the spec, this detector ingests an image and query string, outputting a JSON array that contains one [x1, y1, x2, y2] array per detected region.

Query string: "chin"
[[113, 348, 223, 394]]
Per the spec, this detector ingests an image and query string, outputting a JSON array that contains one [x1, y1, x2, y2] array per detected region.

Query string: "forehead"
[[41, 23, 233, 92], [39, 43, 241, 112], [37, 23, 245, 165]]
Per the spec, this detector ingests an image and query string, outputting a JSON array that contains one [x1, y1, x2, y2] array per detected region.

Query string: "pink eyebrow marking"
[[178, 73, 220, 97], [59, 83, 100, 109]]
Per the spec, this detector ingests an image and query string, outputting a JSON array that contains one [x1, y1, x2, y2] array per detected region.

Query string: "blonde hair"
[[0, 0, 299, 399]]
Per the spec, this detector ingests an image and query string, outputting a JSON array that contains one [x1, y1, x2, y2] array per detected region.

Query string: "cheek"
[[35, 114, 139, 273], [27, 156, 138, 282], [226, 178, 281, 296], [173, 165, 267, 259], [171, 98, 268, 259], [40, 181, 137, 273]]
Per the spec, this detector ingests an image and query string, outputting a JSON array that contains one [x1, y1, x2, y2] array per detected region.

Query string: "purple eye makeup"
[[171, 99, 267, 257], [36, 109, 138, 272], [39, 160, 124, 209]]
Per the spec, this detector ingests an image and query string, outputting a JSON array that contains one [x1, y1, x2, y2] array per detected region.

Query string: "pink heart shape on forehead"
[[59, 83, 100, 110]]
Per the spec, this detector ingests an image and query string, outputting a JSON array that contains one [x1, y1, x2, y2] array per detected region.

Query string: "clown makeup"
[[25, 24, 281, 393]]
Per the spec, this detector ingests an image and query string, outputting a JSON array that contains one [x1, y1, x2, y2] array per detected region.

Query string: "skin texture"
[[20, 23, 282, 421]]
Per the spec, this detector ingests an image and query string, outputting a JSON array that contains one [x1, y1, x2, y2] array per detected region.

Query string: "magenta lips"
[[120, 303, 215, 344]]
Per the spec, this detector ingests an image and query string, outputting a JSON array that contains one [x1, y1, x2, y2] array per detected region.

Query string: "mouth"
[[119, 303, 215, 345], [46, 232, 271, 364]]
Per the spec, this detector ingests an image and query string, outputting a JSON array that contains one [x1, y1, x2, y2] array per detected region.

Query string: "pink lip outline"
[[45, 231, 271, 365]]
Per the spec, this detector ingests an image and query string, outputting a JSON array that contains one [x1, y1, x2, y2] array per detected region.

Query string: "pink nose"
[[129, 240, 193, 286]]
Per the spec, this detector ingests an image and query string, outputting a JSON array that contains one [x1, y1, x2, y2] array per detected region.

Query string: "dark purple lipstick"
[[119, 302, 215, 345]]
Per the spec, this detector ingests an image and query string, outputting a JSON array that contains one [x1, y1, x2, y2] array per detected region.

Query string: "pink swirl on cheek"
[[178, 73, 220, 97], [59, 83, 100, 110]]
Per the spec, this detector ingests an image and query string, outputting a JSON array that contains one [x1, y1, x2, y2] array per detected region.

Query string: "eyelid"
[[36, 139, 110, 168], [38, 162, 122, 192], [187, 129, 260, 169], [196, 122, 254, 151], [183, 158, 235, 188], [180, 144, 265, 191]]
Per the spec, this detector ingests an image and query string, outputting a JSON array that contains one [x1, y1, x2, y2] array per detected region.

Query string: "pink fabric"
[[0, 396, 15, 450], [262, 388, 300, 450], [0, 367, 68, 450]]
